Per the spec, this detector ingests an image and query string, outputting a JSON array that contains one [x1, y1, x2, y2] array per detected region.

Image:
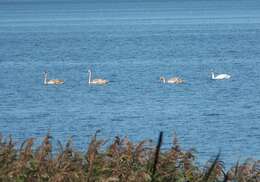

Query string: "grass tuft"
[[0, 132, 258, 182]]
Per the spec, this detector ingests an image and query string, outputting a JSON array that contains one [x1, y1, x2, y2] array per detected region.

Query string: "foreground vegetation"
[[0, 131, 259, 182]]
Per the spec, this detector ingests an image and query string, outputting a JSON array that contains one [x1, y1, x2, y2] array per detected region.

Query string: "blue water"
[[0, 0, 260, 167]]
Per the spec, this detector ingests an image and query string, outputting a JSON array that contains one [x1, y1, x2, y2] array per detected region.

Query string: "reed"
[[0, 132, 259, 182], [151, 131, 163, 182]]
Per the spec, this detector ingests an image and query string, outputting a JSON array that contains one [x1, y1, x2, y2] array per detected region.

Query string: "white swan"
[[211, 71, 231, 80], [160, 76, 185, 84], [88, 69, 109, 85], [44, 71, 64, 85]]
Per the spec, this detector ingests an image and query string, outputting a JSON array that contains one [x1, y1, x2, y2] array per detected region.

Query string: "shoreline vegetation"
[[0, 131, 259, 182]]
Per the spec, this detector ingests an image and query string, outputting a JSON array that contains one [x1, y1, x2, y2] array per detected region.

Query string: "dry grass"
[[0, 132, 259, 182]]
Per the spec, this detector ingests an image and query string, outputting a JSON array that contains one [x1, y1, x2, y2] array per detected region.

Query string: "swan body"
[[88, 69, 109, 85], [44, 72, 64, 85], [211, 72, 231, 80], [160, 76, 184, 84]]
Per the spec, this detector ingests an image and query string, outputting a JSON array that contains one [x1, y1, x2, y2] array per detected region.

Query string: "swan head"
[[210, 70, 215, 79], [88, 69, 91, 73], [160, 76, 166, 83]]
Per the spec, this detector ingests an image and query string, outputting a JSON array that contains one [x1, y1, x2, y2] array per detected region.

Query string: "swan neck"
[[44, 73, 47, 84], [211, 72, 215, 79], [88, 70, 91, 84]]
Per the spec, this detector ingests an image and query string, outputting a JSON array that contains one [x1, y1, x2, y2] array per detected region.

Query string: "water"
[[0, 0, 260, 167]]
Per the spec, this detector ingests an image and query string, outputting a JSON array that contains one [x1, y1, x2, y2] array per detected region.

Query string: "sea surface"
[[0, 0, 260, 167]]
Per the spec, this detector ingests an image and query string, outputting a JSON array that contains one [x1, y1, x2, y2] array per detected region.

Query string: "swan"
[[160, 76, 185, 84], [211, 71, 231, 80], [88, 69, 109, 85], [44, 71, 64, 85]]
